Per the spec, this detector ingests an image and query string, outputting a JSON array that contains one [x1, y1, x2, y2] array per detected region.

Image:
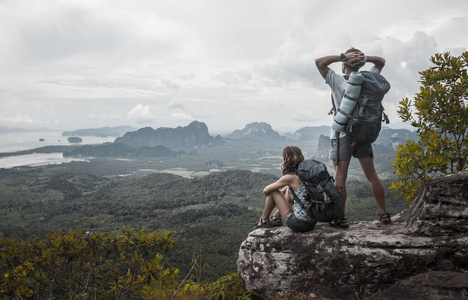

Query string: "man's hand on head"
[[345, 51, 366, 68]]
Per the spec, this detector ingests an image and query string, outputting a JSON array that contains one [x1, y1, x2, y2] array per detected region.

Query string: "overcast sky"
[[0, 0, 466, 134]]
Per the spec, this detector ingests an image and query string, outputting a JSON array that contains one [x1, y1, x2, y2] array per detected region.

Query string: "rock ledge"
[[237, 170, 468, 299]]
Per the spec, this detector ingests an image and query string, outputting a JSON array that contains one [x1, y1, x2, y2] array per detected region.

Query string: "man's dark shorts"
[[286, 211, 316, 232], [329, 136, 374, 161]]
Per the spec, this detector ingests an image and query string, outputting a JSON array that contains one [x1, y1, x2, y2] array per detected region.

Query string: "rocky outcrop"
[[316, 134, 330, 160], [229, 122, 283, 141], [62, 125, 136, 137], [67, 137, 82, 143], [294, 126, 332, 142], [114, 121, 223, 148], [237, 170, 468, 299]]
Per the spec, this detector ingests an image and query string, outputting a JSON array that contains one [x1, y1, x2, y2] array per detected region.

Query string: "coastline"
[[0, 152, 89, 169], [0, 131, 116, 169]]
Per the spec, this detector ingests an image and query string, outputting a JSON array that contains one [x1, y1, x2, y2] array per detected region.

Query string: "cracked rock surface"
[[237, 170, 468, 299]]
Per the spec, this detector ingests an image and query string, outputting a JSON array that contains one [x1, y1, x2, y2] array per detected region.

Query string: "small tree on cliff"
[[391, 51, 468, 201]]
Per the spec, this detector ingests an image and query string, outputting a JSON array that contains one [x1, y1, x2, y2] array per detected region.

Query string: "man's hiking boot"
[[329, 218, 349, 229], [379, 213, 391, 224]]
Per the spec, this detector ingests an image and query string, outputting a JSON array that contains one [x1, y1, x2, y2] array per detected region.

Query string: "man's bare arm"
[[315, 55, 340, 79], [365, 56, 386, 72]]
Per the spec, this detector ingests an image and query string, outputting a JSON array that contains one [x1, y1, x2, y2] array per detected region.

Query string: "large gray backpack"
[[290, 159, 345, 222], [344, 71, 391, 144]]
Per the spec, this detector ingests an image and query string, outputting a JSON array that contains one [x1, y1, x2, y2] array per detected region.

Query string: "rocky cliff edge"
[[237, 170, 468, 299]]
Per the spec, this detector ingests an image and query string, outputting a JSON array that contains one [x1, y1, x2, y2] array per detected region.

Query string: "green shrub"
[[206, 273, 259, 300], [0, 228, 258, 299], [0, 228, 178, 299]]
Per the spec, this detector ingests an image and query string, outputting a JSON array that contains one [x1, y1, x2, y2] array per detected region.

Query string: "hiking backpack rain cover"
[[290, 159, 345, 222], [344, 70, 391, 144]]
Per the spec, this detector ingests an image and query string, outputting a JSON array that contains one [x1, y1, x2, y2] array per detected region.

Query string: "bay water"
[[0, 131, 116, 169]]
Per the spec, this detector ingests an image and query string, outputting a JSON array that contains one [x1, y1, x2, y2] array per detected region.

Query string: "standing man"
[[315, 48, 391, 226]]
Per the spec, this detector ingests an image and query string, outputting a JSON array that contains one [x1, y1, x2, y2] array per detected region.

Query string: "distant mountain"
[[62, 126, 136, 137], [114, 121, 223, 148], [0, 126, 54, 132], [374, 128, 418, 151], [229, 122, 283, 141], [289, 126, 332, 142], [314, 128, 418, 158], [289, 126, 416, 146], [63, 143, 183, 158]]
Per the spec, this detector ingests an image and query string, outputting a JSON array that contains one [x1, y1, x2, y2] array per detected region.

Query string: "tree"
[[391, 51, 468, 201]]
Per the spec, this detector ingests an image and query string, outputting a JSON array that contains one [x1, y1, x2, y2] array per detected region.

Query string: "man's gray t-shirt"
[[325, 67, 380, 139]]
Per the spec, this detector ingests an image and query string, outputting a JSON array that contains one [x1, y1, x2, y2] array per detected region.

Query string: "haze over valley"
[[0, 122, 411, 280]]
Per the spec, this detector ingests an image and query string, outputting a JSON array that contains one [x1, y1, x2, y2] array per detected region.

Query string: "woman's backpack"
[[290, 159, 345, 222]]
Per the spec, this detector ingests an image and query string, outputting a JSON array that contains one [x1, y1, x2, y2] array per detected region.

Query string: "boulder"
[[237, 170, 468, 299]]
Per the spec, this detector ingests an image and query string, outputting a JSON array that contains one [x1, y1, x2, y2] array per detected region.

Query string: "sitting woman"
[[255, 146, 316, 232]]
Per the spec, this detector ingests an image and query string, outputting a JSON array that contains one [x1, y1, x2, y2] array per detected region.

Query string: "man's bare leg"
[[358, 157, 389, 218]]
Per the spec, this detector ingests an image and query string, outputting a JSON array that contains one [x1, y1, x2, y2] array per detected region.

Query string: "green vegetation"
[[63, 143, 184, 158], [0, 134, 408, 298], [391, 51, 468, 201], [0, 228, 257, 299], [0, 165, 276, 282], [0, 159, 406, 284]]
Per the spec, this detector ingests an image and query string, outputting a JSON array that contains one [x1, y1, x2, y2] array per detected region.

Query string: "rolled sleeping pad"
[[332, 72, 364, 132]]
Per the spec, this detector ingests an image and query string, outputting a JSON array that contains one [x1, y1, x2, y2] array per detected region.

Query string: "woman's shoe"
[[329, 218, 349, 229], [269, 215, 283, 226], [254, 217, 274, 229]]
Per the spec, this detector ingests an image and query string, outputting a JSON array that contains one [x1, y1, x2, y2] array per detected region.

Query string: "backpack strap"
[[343, 93, 359, 101], [329, 94, 337, 116], [289, 186, 306, 209], [316, 180, 332, 204], [356, 99, 391, 124], [324, 176, 345, 221], [290, 180, 328, 211], [337, 108, 354, 120], [357, 98, 368, 118], [335, 131, 340, 165], [382, 105, 390, 124], [290, 186, 323, 220]]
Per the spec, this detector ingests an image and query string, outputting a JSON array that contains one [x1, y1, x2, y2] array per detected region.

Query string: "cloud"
[[0, 0, 467, 132], [169, 101, 185, 110], [167, 100, 197, 121], [170, 111, 193, 121], [89, 113, 121, 120], [0, 114, 35, 123], [212, 70, 253, 85], [128, 104, 155, 124], [161, 79, 180, 90]]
